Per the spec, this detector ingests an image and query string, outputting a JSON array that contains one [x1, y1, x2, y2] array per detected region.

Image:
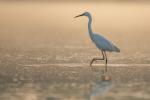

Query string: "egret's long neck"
[[87, 15, 94, 41]]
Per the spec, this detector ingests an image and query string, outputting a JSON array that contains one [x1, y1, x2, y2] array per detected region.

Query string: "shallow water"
[[0, 1, 150, 100]]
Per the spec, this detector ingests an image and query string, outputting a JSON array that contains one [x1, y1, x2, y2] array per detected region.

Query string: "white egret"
[[74, 12, 120, 72]]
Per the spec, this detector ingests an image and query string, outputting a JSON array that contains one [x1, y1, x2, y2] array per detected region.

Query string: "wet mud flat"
[[0, 36, 149, 100], [0, 62, 150, 100]]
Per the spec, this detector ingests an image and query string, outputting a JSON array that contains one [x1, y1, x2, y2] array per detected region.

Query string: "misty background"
[[0, 0, 150, 64]]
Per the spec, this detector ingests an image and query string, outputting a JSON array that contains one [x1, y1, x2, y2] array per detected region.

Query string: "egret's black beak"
[[74, 14, 84, 18]]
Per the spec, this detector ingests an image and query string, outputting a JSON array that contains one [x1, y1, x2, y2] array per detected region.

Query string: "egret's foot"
[[90, 59, 95, 67], [90, 62, 95, 67]]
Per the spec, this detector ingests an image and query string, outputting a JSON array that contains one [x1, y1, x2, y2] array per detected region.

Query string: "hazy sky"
[[0, 0, 150, 52]]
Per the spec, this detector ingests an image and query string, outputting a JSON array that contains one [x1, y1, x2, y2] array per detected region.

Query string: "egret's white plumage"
[[93, 33, 120, 52], [74, 12, 120, 72]]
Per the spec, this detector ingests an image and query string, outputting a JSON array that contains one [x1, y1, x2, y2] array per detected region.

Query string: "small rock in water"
[[101, 74, 112, 81]]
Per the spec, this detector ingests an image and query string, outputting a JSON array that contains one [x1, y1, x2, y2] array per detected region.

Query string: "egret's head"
[[74, 12, 91, 18]]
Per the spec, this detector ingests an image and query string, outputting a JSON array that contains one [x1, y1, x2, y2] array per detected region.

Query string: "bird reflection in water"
[[90, 79, 113, 100]]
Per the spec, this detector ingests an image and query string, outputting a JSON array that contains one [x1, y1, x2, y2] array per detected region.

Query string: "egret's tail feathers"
[[114, 45, 120, 52]]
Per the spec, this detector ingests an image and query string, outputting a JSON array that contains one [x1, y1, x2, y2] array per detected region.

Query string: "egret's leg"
[[104, 51, 108, 72], [90, 51, 105, 66]]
